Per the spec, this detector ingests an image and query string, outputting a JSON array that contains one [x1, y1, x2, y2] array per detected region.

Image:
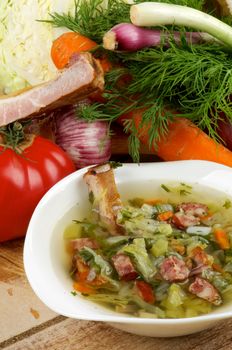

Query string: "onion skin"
[[55, 106, 111, 168], [103, 23, 216, 52]]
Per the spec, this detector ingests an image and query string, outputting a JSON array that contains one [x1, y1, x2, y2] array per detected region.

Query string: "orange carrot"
[[144, 199, 163, 205], [171, 240, 185, 255], [157, 211, 173, 221], [118, 109, 232, 167], [75, 257, 91, 281], [73, 282, 95, 294], [214, 228, 230, 250], [200, 213, 213, 221], [51, 32, 97, 69], [174, 245, 185, 255], [51, 32, 111, 72], [212, 263, 224, 273], [75, 257, 106, 287]]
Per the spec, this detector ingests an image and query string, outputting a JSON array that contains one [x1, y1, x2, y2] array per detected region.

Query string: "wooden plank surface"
[[0, 239, 56, 343], [1, 239, 232, 350], [3, 317, 232, 350]]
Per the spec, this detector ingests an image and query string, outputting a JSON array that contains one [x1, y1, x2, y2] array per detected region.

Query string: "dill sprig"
[[120, 43, 232, 140], [79, 69, 173, 161], [46, 0, 130, 43], [80, 103, 115, 122], [123, 118, 141, 163]]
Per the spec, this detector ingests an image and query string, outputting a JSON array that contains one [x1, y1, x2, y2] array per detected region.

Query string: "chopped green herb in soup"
[[64, 163, 232, 319]]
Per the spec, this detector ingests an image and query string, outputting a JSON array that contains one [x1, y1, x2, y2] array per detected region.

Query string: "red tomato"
[[135, 280, 155, 304], [0, 135, 75, 242]]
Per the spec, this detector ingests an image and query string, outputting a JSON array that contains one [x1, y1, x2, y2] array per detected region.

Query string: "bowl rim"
[[24, 160, 232, 324]]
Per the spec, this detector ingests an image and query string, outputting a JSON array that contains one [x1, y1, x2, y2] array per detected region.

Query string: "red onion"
[[103, 23, 217, 52], [55, 106, 111, 168]]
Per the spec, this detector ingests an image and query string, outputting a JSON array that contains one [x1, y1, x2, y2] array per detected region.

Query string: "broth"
[[60, 181, 232, 318]]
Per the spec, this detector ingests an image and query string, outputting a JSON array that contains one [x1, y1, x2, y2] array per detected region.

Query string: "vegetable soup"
[[63, 164, 232, 319]]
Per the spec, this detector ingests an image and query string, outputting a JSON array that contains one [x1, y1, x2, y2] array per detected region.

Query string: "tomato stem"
[[0, 122, 27, 153]]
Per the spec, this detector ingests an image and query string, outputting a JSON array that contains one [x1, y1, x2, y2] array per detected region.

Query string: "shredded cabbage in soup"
[[64, 183, 232, 319]]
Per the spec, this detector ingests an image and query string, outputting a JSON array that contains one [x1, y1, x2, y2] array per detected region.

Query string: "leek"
[[130, 2, 232, 48]]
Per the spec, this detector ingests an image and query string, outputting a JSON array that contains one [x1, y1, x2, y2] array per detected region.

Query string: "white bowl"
[[24, 160, 232, 337]]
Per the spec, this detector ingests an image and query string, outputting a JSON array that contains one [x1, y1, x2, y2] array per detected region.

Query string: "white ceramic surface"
[[24, 160, 232, 337]]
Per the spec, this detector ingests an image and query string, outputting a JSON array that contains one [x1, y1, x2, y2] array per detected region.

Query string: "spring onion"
[[103, 23, 215, 51], [130, 2, 232, 48]]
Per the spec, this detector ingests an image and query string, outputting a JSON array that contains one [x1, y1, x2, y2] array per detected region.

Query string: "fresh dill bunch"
[[120, 43, 232, 140], [79, 68, 173, 161], [47, 0, 130, 43], [80, 41, 232, 160], [221, 15, 232, 26]]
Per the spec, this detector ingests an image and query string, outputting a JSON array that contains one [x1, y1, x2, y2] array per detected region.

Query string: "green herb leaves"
[[80, 247, 113, 275], [123, 44, 232, 140], [48, 0, 130, 43], [223, 199, 232, 209]]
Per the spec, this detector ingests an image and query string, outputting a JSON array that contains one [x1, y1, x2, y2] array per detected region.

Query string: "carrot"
[[213, 228, 230, 249], [157, 210, 173, 221], [51, 32, 97, 69], [212, 263, 224, 273], [75, 257, 91, 281], [170, 239, 186, 255], [75, 256, 106, 287], [73, 282, 95, 294], [51, 32, 111, 72], [144, 199, 163, 205], [111, 123, 155, 156], [174, 244, 185, 255], [118, 109, 232, 167], [200, 213, 213, 221]]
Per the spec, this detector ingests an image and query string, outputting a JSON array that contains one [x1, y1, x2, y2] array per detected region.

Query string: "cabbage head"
[[0, 0, 75, 94]]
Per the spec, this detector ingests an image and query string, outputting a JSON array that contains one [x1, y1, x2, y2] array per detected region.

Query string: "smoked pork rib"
[[0, 53, 104, 127], [84, 163, 123, 235]]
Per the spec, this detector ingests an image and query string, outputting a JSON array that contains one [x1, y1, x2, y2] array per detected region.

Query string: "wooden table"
[[1, 239, 232, 350]]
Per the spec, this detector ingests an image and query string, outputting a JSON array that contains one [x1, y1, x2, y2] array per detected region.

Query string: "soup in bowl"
[[24, 160, 232, 337]]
